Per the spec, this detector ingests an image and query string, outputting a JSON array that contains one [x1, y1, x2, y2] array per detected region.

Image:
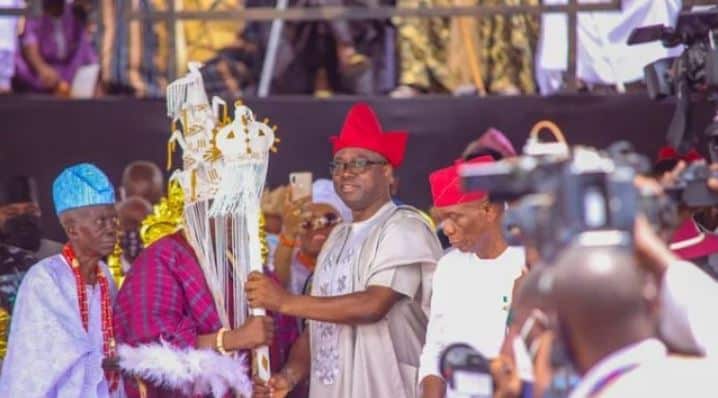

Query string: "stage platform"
[[1, 94, 714, 240]]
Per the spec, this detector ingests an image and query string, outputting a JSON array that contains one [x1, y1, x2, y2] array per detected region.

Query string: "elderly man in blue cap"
[[0, 163, 123, 397]]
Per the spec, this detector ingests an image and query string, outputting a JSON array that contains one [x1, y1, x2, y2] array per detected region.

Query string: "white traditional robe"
[[0, 254, 120, 398], [418, 246, 525, 398], [309, 202, 442, 398]]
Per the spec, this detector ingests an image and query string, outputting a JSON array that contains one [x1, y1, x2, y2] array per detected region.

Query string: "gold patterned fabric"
[[449, 0, 539, 94], [176, 0, 244, 73], [106, 243, 125, 287], [0, 307, 8, 360], [395, 0, 455, 92]]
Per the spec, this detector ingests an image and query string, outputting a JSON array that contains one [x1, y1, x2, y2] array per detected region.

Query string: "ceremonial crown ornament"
[[162, 63, 278, 344], [166, 63, 279, 209]]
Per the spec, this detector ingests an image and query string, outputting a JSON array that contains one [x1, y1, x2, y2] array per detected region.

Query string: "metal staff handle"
[[258, 0, 290, 97]]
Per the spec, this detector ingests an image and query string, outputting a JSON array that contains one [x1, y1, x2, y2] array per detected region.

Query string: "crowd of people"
[[1, 82, 718, 397], [0, 0, 687, 97]]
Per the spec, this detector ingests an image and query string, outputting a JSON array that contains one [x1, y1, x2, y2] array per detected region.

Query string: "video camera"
[[439, 344, 494, 398], [628, 7, 718, 157], [460, 142, 679, 262]]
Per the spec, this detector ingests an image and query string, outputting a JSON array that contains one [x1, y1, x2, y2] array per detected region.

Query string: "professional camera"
[[460, 142, 681, 262], [438, 343, 537, 398], [628, 7, 718, 155], [461, 144, 648, 261], [439, 344, 494, 398]]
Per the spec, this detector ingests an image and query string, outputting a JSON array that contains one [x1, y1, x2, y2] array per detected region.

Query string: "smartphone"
[[289, 172, 313, 201]]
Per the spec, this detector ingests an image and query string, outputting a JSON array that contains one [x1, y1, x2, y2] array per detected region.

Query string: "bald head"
[[121, 161, 164, 204], [554, 246, 656, 325], [552, 245, 659, 374]]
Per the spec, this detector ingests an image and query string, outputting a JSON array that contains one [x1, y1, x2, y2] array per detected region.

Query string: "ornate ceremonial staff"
[[166, 63, 279, 384]]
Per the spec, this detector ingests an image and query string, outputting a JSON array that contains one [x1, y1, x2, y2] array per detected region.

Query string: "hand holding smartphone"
[[289, 172, 313, 202]]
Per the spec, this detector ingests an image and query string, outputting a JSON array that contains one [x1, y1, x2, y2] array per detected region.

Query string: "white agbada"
[[418, 247, 525, 397], [0, 255, 120, 397], [659, 260, 718, 356], [536, 0, 682, 94], [309, 202, 442, 398]]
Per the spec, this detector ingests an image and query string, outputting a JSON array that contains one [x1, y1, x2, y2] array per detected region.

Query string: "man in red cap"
[[247, 103, 442, 398], [419, 156, 525, 398]]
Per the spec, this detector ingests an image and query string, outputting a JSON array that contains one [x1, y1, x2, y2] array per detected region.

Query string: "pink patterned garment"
[[114, 232, 301, 397], [113, 232, 223, 398]]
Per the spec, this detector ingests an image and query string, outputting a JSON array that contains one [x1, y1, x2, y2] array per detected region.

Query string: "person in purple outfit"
[[14, 0, 96, 94]]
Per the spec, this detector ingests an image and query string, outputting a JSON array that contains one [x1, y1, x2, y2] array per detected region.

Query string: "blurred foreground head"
[[551, 245, 659, 375]]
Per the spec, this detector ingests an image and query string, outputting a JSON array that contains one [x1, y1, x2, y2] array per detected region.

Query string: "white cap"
[[312, 179, 352, 222]]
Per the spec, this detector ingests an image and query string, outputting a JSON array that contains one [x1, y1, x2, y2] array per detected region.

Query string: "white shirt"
[[536, 0, 682, 93], [568, 338, 667, 398], [418, 247, 525, 391], [288, 250, 313, 296], [659, 261, 718, 356]]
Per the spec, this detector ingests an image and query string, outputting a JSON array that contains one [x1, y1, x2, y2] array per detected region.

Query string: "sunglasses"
[[301, 212, 341, 231]]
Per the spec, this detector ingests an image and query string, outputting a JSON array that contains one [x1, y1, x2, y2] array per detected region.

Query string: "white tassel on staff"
[[165, 68, 277, 387]]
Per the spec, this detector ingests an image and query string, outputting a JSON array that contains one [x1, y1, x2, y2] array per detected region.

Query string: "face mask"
[[519, 309, 550, 361], [512, 336, 535, 382], [120, 229, 143, 263], [2, 213, 42, 252]]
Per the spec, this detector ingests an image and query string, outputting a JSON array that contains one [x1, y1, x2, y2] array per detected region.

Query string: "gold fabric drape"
[[449, 0, 539, 94], [176, 0, 244, 73], [397, 0, 539, 94], [395, 0, 456, 92]]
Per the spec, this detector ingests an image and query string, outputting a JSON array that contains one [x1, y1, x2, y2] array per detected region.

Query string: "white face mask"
[[512, 336, 535, 382], [518, 309, 550, 361]]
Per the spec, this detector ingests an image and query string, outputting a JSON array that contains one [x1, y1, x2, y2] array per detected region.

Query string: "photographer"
[[456, 142, 718, 396], [489, 213, 718, 398], [420, 155, 525, 398], [549, 243, 715, 398]]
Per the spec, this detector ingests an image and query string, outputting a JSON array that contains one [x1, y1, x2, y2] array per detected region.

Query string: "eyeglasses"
[[301, 212, 341, 231], [329, 159, 388, 175]]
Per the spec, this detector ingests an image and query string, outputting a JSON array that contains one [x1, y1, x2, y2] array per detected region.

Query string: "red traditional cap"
[[657, 146, 679, 162], [683, 149, 704, 163], [429, 156, 494, 208], [656, 146, 704, 163], [669, 218, 718, 260], [330, 103, 409, 167]]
